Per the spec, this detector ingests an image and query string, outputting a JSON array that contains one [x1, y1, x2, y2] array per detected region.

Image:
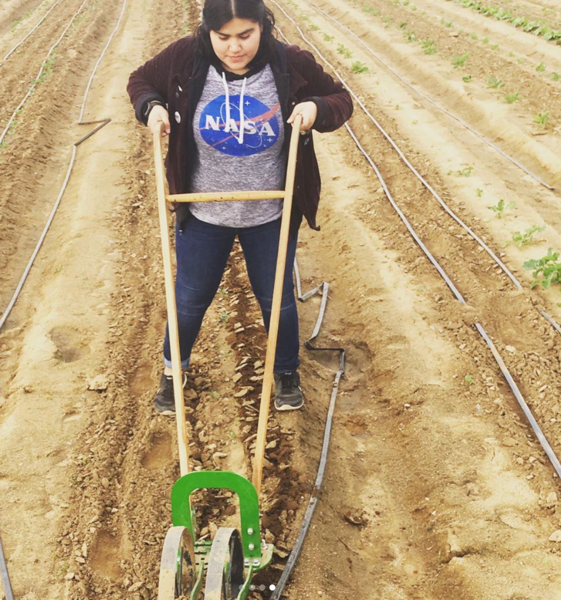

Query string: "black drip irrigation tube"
[[0, 529, 15, 600], [273, 5, 561, 483], [270, 260, 345, 600]]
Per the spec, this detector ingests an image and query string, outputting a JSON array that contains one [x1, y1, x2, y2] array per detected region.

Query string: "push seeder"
[[153, 115, 303, 599]]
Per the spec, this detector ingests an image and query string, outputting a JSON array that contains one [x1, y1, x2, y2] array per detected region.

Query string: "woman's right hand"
[[148, 104, 171, 137]]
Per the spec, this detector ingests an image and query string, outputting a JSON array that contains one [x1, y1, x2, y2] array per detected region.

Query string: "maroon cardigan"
[[127, 37, 353, 233]]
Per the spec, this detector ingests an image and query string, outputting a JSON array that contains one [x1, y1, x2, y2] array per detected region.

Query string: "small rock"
[[184, 389, 197, 401], [547, 492, 558, 505], [505, 345, 516, 354], [549, 530, 561, 542], [503, 437, 516, 447], [232, 373, 242, 383], [87, 375, 109, 392], [65, 573, 75, 580], [213, 452, 228, 459], [234, 388, 249, 398], [101, 478, 110, 489], [128, 582, 143, 592]]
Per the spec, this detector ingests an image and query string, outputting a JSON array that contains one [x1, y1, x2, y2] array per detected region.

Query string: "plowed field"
[[1, 0, 561, 598]]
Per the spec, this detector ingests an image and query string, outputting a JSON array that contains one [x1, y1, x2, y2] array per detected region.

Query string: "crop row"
[[452, 0, 561, 44]]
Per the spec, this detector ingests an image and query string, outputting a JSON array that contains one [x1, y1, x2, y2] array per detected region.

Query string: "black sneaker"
[[153, 372, 187, 415], [274, 371, 304, 411]]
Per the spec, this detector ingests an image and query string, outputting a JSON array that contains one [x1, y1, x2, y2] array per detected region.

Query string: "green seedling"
[[456, 165, 474, 177], [442, 18, 453, 27], [323, 33, 334, 42], [505, 224, 545, 248], [536, 62, 546, 72], [399, 22, 408, 29], [552, 73, 560, 82], [362, 4, 379, 15], [462, 75, 472, 83], [470, 32, 478, 39], [487, 76, 504, 88], [476, 188, 483, 197], [488, 198, 515, 218], [421, 38, 437, 54], [452, 52, 469, 68], [337, 43, 353, 58], [351, 61, 370, 74], [490, 43, 499, 50], [524, 248, 561, 290], [482, 36, 489, 44], [406, 30, 418, 42], [504, 91, 519, 104], [309, 23, 320, 31], [533, 111, 551, 128], [465, 374, 474, 384]]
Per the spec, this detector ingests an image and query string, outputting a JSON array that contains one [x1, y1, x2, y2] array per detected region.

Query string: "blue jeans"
[[163, 215, 300, 373]]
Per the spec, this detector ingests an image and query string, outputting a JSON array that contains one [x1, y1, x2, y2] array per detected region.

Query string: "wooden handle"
[[252, 115, 302, 494], [153, 127, 190, 477], [168, 191, 285, 203]]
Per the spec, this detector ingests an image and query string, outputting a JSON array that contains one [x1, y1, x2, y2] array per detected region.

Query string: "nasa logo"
[[199, 95, 280, 157]]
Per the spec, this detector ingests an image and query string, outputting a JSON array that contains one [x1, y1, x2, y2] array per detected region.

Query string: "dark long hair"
[[195, 0, 277, 67]]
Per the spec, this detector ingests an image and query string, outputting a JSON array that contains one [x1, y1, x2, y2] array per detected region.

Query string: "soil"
[[1, 0, 561, 599]]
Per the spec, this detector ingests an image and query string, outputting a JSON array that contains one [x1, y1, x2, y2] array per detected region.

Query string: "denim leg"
[[163, 217, 235, 368], [239, 218, 300, 373]]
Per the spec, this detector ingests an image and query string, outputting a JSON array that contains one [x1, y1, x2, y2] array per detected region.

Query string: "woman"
[[127, 0, 353, 414]]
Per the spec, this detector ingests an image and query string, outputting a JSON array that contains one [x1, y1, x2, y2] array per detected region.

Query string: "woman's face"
[[209, 17, 262, 74]]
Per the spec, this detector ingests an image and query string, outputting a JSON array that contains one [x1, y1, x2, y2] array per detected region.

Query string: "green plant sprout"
[[536, 62, 546, 72], [470, 32, 478, 39], [362, 4, 379, 15], [309, 23, 320, 31], [465, 375, 474, 384], [457, 165, 474, 177], [488, 198, 515, 218], [490, 43, 499, 50], [504, 91, 520, 104], [351, 61, 370, 74], [533, 111, 551, 128], [323, 33, 334, 42], [505, 224, 545, 248], [462, 75, 472, 83], [552, 73, 560, 82], [337, 43, 353, 58], [482, 36, 489, 43], [487, 75, 504, 88], [524, 248, 561, 290], [442, 18, 453, 27], [476, 188, 483, 197], [421, 38, 437, 54], [452, 52, 469, 68]]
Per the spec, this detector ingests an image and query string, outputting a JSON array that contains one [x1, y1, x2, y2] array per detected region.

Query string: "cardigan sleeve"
[[288, 47, 353, 133], [127, 38, 189, 124]]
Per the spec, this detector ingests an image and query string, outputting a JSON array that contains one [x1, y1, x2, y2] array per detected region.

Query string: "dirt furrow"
[[0, 0, 130, 318]]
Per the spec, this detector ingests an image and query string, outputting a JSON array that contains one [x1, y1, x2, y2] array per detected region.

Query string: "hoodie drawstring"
[[221, 71, 247, 144]]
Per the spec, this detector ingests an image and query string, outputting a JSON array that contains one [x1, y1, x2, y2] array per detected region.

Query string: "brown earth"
[[1, 0, 561, 598]]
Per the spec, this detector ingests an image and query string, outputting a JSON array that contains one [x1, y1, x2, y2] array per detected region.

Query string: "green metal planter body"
[[171, 471, 273, 569]]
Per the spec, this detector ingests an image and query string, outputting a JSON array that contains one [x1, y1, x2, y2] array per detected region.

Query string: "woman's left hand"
[[288, 101, 318, 132]]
